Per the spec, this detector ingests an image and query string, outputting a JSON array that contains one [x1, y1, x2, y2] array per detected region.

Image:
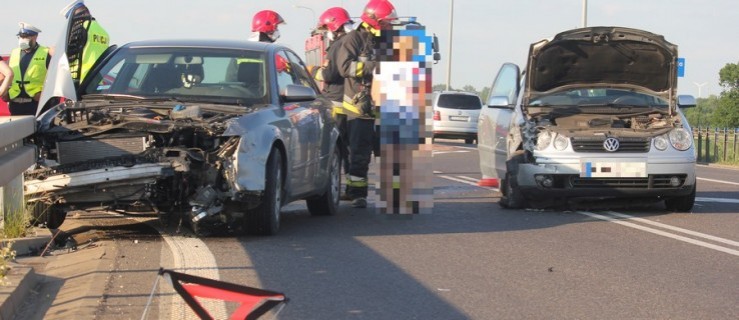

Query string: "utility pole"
[[582, 0, 588, 27], [446, 0, 454, 91]]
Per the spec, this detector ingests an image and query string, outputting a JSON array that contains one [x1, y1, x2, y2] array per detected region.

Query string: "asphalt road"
[[56, 140, 739, 319]]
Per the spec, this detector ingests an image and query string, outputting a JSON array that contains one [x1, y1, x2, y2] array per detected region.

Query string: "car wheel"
[[499, 151, 526, 209], [499, 172, 524, 209], [31, 202, 67, 229], [665, 182, 696, 212], [244, 149, 283, 235], [465, 138, 475, 144], [307, 146, 341, 216]]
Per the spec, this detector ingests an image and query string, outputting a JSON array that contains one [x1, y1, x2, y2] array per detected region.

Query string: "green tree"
[[462, 85, 477, 93], [712, 62, 739, 128]]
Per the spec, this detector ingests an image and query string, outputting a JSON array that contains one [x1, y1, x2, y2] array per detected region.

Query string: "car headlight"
[[553, 133, 569, 151], [654, 135, 669, 151], [669, 128, 692, 151], [536, 131, 552, 150]]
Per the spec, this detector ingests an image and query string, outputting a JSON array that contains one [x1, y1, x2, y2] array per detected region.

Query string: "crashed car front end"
[[511, 27, 697, 208]]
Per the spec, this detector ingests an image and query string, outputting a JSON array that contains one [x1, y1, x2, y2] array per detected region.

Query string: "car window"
[[437, 94, 482, 110], [530, 88, 669, 107], [489, 63, 520, 105], [83, 47, 269, 105], [285, 50, 317, 91]]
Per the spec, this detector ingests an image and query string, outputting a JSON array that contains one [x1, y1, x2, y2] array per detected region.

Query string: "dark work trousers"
[[346, 117, 376, 199], [336, 113, 350, 174], [8, 100, 39, 116]]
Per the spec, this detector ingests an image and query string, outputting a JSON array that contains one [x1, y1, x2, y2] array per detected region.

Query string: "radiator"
[[57, 136, 147, 164]]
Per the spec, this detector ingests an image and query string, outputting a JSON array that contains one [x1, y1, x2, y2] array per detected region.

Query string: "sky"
[[2, 0, 737, 98]]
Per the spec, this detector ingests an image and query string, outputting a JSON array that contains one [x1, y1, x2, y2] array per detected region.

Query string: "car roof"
[[435, 90, 478, 96], [121, 39, 287, 53]]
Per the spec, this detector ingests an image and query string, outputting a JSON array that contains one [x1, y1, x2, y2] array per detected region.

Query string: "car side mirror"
[[677, 95, 696, 108], [282, 84, 317, 102], [487, 96, 511, 109]]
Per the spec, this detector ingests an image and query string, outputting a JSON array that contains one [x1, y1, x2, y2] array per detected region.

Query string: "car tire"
[[665, 181, 696, 212], [244, 149, 283, 235], [307, 146, 341, 216], [499, 151, 526, 209], [465, 138, 475, 144], [31, 202, 67, 229]]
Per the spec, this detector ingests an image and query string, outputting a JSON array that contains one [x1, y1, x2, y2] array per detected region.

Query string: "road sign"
[[677, 58, 685, 77]]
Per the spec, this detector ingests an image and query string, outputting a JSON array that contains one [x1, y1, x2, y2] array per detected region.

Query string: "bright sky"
[[3, 0, 737, 98]]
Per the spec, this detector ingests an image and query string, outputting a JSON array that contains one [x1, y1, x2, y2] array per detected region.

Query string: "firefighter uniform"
[[335, 25, 379, 204]]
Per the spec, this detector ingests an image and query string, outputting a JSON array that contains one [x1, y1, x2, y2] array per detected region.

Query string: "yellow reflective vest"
[[8, 46, 49, 99], [79, 20, 110, 82]]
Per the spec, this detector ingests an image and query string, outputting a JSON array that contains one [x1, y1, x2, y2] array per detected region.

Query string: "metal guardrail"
[[0, 116, 37, 226], [694, 127, 739, 164]]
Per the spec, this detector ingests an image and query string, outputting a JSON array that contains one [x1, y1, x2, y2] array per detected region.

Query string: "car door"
[[478, 63, 520, 180], [276, 50, 322, 195]]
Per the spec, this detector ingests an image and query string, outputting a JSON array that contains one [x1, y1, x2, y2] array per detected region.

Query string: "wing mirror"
[[487, 96, 511, 109], [282, 84, 317, 102], [677, 95, 696, 108]]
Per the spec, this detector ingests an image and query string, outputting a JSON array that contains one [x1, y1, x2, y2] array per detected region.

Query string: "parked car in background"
[[432, 90, 482, 144], [478, 26, 697, 211], [25, 39, 341, 236]]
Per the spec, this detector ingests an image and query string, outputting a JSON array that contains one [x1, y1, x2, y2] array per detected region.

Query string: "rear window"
[[437, 94, 482, 110]]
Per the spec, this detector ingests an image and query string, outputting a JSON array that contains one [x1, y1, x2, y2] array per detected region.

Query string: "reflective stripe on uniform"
[[349, 61, 366, 78], [347, 175, 368, 187]]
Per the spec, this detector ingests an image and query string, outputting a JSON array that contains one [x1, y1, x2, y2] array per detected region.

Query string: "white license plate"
[[449, 115, 469, 121], [580, 160, 647, 178]]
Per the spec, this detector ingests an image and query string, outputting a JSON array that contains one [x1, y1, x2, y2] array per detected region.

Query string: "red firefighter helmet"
[[318, 7, 353, 32], [361, 0, 398, 30], [275, 54, 290, 73], [252, 10, 285, 33]]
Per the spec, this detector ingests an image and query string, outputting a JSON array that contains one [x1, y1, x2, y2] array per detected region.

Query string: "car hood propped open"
[[525, 26, 679, 106]]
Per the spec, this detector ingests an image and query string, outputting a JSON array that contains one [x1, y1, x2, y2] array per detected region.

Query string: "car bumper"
[[515, 155, 696, 198]]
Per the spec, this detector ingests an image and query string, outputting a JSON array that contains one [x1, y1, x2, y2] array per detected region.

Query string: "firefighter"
[[335, 0, 398, 208], [249, 10, 285, 43], [61, 0, 110, 84], [312, 7, 355, 193], [6, 22, 51, 116]]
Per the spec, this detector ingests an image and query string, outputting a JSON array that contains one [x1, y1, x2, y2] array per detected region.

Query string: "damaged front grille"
[[571, 136, 651, 153]]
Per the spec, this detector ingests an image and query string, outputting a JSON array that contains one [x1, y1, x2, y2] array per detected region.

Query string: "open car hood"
[[525, 26, 678, 100]]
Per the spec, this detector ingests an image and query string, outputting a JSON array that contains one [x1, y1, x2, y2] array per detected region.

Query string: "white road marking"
[[455, 175, 480, 183], [161, 235, 228, 320], [433, 150, 470, 155], [605, 211, 739, 247], [577, 211, 739, 257], [695, 197, 739, 204], [697, 177, 739, 186]]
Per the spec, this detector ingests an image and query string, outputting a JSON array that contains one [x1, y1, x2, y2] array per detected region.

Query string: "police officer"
[[249, 10, 285, 43], [335, 0, 398, 208], [7, 22, 50, 116], [61, 0, 110, 84], [313, 7, 355, 193]]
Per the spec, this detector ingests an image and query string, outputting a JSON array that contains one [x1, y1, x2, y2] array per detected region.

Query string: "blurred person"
[[0, 58, 13, 102], [7, 22, 50, 116], [249, 10, 285, 43]]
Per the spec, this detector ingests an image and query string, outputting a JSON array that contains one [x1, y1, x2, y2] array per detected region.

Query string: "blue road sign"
[[677, 58, 685, 77]]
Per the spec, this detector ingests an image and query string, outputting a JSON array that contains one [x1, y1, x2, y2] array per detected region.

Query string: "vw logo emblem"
[[603, 137, 620, 152]]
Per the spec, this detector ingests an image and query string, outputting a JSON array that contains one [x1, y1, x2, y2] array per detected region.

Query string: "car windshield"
[[83, 47, 269, 105], [530, 88, 668, 108], [437, 94, 482, 110]]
